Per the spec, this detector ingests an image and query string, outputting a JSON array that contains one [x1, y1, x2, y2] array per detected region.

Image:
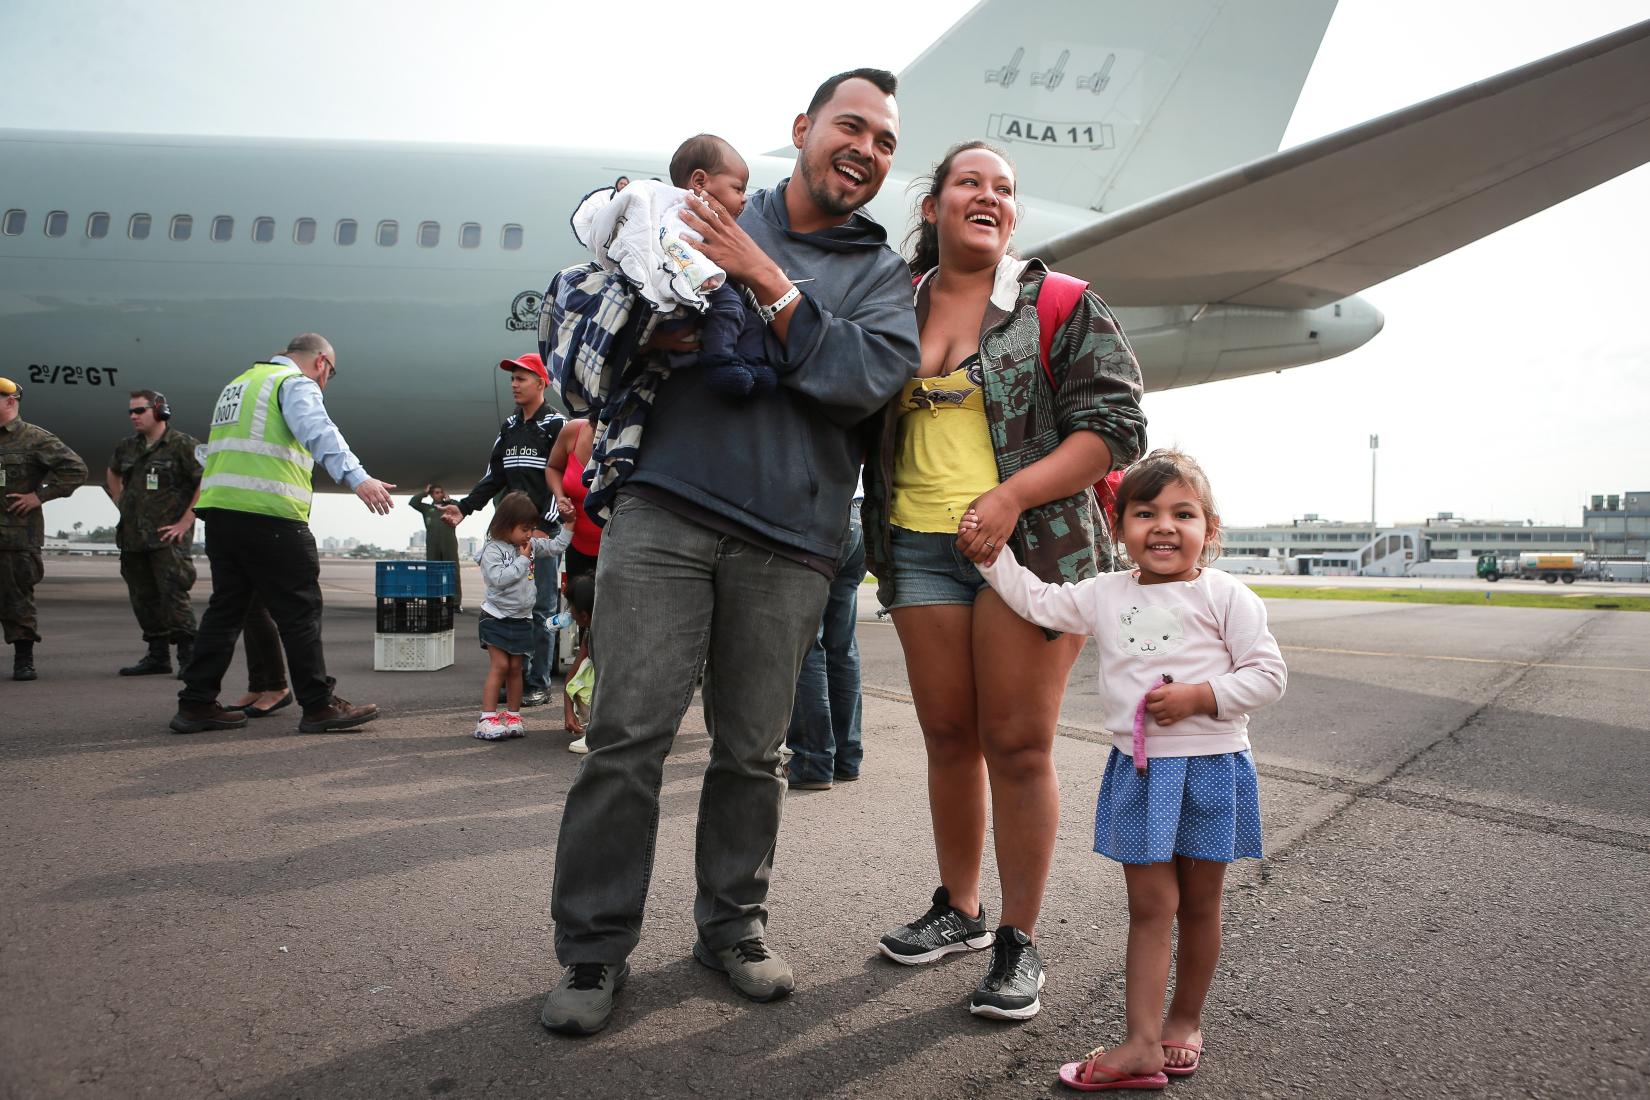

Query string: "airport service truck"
[[1477, 551, 1588, 584]]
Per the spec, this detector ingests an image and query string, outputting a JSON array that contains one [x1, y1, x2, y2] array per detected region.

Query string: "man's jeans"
[[785, 505, 866, 783], [551, 493, 828, 964], [525, 553, 559, 694]]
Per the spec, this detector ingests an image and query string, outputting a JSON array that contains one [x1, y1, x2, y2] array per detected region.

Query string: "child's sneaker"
[[568, 735, 589, 754], [473, 714, 507, 741], [503, 712, 525, 738]]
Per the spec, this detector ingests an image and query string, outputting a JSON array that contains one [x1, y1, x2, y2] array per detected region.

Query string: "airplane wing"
[[1027, 18, 1650, 309]]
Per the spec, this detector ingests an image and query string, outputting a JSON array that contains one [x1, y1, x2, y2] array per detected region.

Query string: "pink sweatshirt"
[[978, 549, 1287, 759]]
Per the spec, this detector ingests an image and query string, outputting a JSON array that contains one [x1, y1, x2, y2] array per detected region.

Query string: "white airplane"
[[2, 0, 1647, 490]]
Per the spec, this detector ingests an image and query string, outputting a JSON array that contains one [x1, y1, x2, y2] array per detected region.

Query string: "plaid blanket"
[[539, 262, 668, 525]]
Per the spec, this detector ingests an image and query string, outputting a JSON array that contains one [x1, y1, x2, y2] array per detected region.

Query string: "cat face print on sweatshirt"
[[1117, 604, 1186, 658]]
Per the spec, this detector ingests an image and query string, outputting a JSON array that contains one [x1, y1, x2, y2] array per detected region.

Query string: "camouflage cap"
[[0, 377, 20, 396]]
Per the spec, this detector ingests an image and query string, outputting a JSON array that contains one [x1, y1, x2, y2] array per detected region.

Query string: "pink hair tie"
[[1132, 674, 1173, 775]]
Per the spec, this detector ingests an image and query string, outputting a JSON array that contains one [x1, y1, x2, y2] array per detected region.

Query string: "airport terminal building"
[[1219, 490, 1649, 578]]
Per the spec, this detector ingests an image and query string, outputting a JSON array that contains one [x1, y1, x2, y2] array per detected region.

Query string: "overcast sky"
[[6, 0, 1647, 545]]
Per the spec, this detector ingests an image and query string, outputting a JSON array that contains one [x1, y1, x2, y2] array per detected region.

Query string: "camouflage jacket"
[[864, 258, 1147, 611], [110, 427, 203, 552], [0, 417, 89, 550]]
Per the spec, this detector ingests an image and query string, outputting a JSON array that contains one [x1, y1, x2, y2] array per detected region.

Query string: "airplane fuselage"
[[0, 129, 1381, 487]]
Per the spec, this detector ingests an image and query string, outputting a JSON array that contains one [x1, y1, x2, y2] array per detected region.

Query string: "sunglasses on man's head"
[[128, 406, 154, 415]]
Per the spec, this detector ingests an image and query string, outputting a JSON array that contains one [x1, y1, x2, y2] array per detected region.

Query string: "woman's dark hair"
[[487, 490, 540, 541], [903, 140, 1015, 276], [1113, 449, 1223, 563]]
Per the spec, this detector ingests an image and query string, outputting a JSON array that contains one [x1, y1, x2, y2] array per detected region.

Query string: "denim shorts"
[[885, 525, 990, 610], [478, 611, 533, 656]]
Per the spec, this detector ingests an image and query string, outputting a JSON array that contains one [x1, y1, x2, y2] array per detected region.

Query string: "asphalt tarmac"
[[2, 559, 1647, 1099]]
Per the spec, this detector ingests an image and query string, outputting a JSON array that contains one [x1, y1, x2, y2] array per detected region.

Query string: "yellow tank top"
[[889, 356, 999, 533]]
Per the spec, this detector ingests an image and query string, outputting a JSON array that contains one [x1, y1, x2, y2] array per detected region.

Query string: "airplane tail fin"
[[888, 0, 1338, 213]]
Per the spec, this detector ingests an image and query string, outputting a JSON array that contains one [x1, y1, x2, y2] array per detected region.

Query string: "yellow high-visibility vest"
[[195, 363, 317, 522]]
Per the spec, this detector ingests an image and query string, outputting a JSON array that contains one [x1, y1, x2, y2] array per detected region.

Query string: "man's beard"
[[798, 152, 864, 218]]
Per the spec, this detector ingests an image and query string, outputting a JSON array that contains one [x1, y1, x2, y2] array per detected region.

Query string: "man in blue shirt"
[[173, 334, 396, 735]]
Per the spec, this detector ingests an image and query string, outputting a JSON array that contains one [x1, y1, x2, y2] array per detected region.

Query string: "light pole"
[[1369, 434, 1379, 545]]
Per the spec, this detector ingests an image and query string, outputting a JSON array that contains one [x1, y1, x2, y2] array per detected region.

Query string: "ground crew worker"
[[0, 376, 88, 681], [410, 484, 463, 610], [107, 389, 203, 677], [441, 353, 567, 707], [171, 333, 395, 734]]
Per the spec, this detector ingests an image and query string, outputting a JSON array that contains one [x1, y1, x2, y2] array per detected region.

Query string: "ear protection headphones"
[[152, 391, 171, 421]]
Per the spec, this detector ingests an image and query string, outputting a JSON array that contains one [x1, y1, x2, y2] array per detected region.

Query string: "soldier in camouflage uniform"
[[106, 390, 203, 677], [0, 377, 90, 681], [410, 484, 463, 610]]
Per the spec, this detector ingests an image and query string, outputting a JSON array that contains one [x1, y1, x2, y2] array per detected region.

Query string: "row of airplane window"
[[0, 209, 525, 250]]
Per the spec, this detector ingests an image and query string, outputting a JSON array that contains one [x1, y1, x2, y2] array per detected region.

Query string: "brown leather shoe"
[[170, 701, 248, 735], [298, 696, 379, 733]]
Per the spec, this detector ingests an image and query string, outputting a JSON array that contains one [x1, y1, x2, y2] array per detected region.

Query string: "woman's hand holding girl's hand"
[[956, 486, 1022, 565], [1145, 682, 1217, 726]]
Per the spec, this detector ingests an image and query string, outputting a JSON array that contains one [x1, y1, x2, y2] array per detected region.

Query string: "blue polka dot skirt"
[[1094, 749, 1263, 864]]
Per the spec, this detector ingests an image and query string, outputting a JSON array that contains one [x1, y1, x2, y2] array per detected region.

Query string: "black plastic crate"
[[376, 595, 455, 634]]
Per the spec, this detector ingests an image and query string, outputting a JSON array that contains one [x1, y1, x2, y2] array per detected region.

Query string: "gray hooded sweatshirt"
[[627, 180, 919, 564]]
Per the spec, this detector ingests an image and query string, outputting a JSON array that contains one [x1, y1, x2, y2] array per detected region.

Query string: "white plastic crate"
[[374, 629, 455, 671]]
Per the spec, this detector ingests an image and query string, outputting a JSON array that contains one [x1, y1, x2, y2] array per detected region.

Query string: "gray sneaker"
[[540, 961, 629, 1035], [969, 925, 1045, 1021], [692, 937, 795, 1002]]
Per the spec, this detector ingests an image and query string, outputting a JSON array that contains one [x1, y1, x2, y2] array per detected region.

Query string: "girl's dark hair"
[[487, 491, 540, 541], [903, 140, 1015, 276], [1113, 449, 1223, 563], [565, 571, 596, 616]]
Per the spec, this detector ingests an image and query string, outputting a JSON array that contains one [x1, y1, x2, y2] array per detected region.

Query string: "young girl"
[[970, 449, 1286, 1090], [473, 491, 570, 741], [559, 570, 596, 755]]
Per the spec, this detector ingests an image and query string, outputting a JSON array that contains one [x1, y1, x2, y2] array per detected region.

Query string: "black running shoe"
[[969, 925, 1044, 1020], [879, 885, 993, 965]]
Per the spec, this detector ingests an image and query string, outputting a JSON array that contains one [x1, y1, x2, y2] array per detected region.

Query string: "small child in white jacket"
[[473, 491, 571, 741], [970, 449, 1285, 1088]]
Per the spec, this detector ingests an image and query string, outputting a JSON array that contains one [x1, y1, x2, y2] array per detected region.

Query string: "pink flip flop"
[[1058, 1051, 1169, 1091], [1160, 1041, 1203, 1077]]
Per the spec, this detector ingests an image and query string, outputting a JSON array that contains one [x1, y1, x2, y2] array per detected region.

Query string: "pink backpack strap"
[[1035, 270, 1089, 386], [1034, 271, 1125, 524]]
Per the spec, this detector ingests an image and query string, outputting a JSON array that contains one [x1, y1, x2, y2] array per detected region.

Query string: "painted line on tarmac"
[[1281, 644, 1649, 674], [1257, 762, 1650, 855], [866, 673, 1650, 855]]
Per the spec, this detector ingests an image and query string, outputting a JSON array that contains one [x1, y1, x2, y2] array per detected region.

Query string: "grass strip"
[[1248, 585, 1650, 612]]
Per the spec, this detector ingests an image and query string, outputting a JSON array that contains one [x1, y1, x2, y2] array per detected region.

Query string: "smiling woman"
[[862, 139, 1148, 1024]]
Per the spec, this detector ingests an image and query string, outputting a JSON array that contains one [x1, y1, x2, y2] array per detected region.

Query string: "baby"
[[662, 134, 775, 397], [576, 134, 774, 398]]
